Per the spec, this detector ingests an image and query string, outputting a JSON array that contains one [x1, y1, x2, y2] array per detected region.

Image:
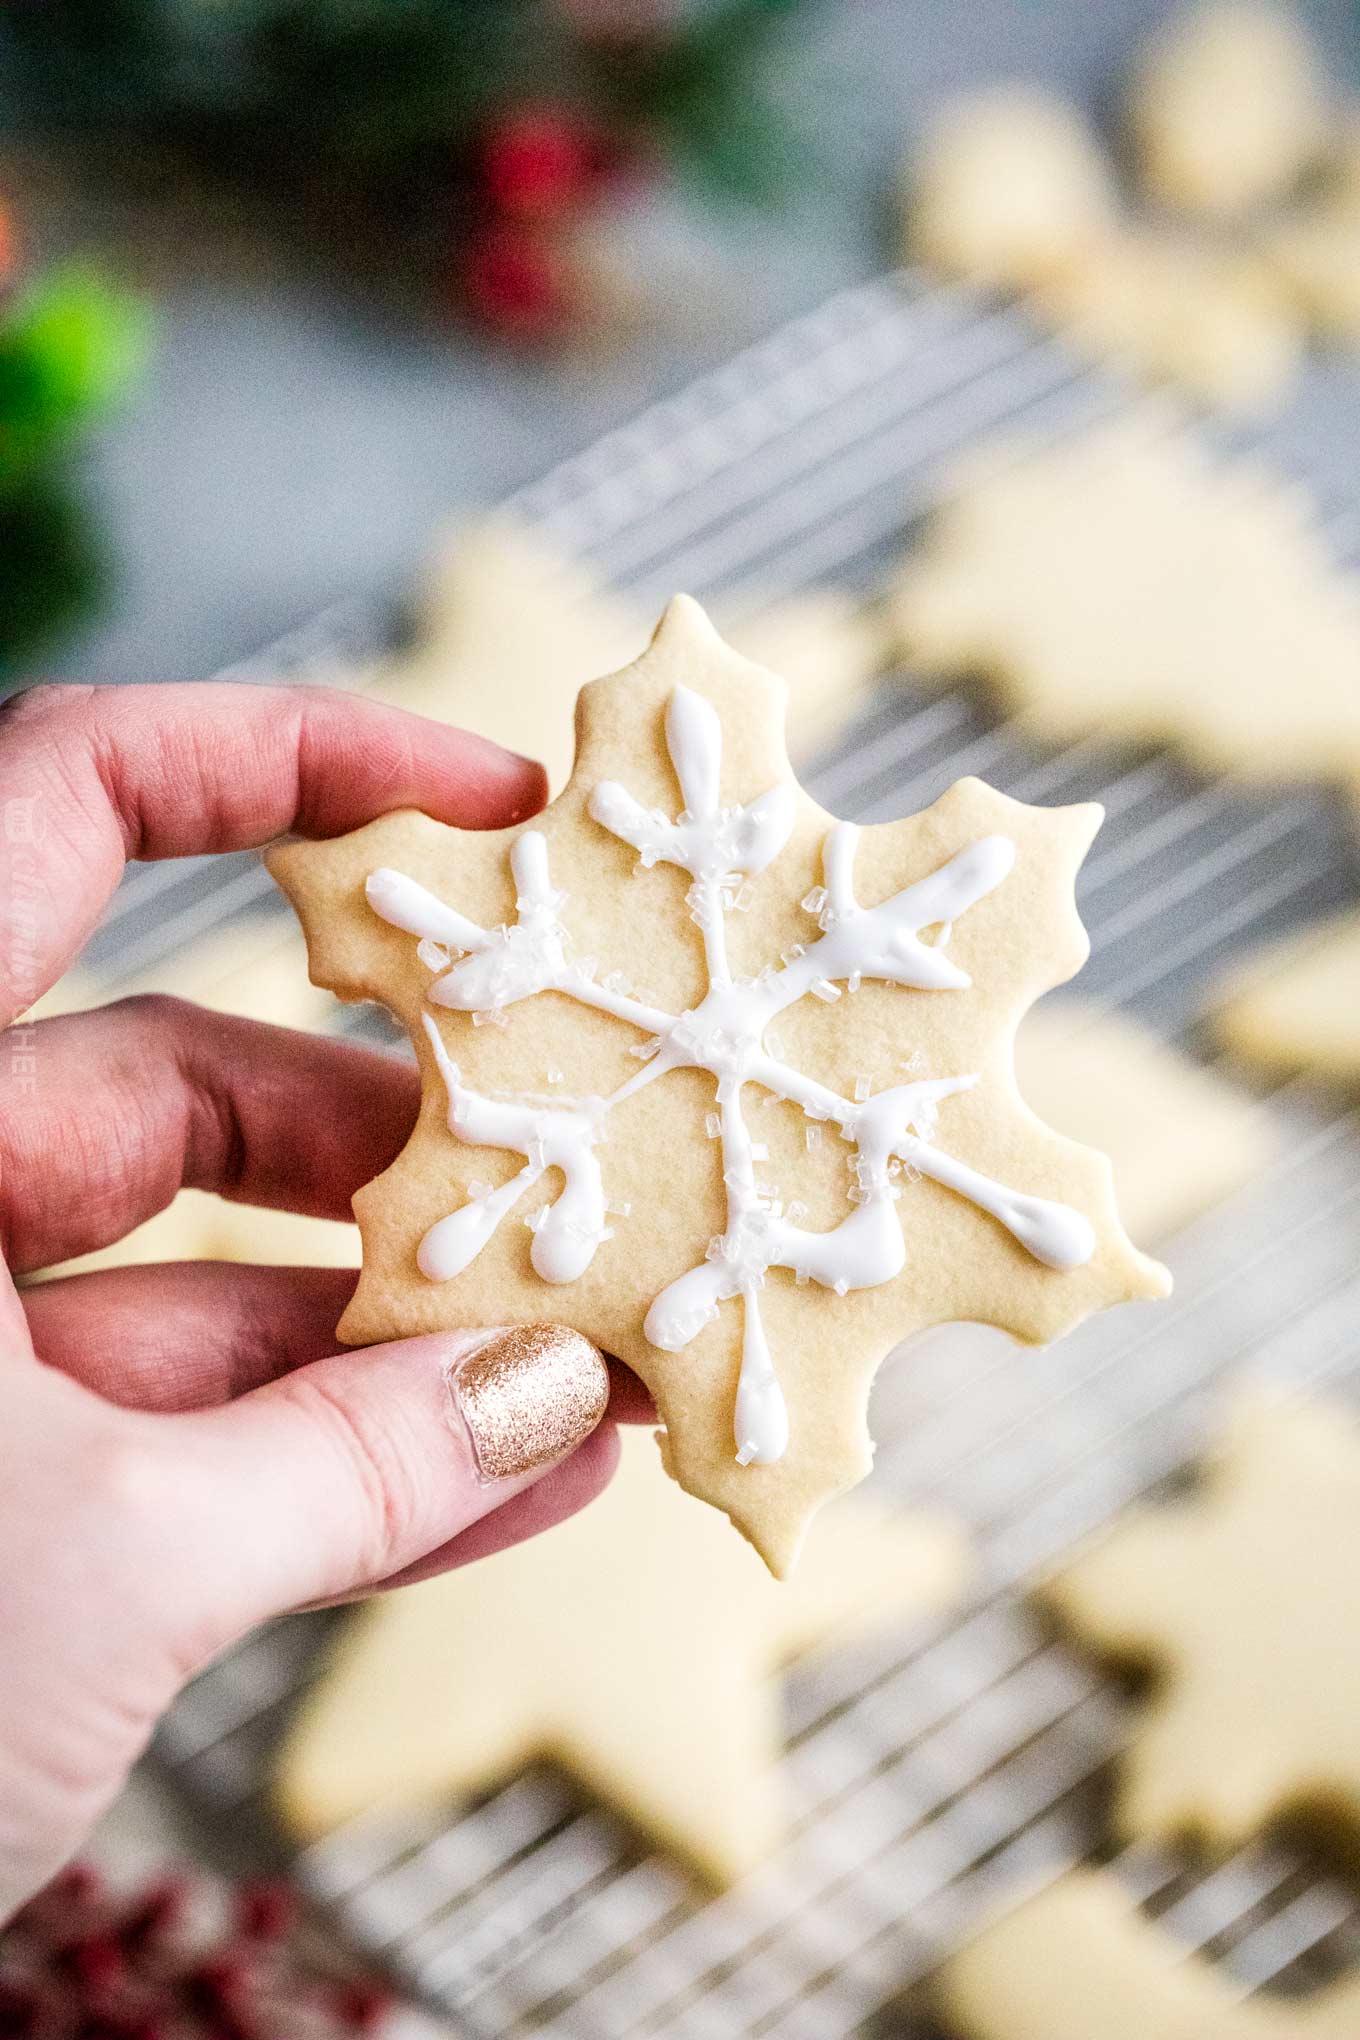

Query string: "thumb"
[[169, 1324, 613, 1653]]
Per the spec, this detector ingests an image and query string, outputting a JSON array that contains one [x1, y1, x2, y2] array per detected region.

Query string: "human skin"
[[0, 680, 648, 1919]]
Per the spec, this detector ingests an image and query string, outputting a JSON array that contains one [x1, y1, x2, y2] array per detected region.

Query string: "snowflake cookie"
[[1041, 1392, 1360, 1852], [935, 1867, 1360, 2039], [269, 596, 1168, 1572]]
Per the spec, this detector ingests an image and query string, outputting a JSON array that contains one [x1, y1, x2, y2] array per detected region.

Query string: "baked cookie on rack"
[[905, 87, 1114, 290], [1039, 1392, 1360, 1853], [1033, 229, 1298, 414], [1017, 1001, 1273, 1243], [270, 595, 1166, 1573], [893, 412, 1360, 811], [901, 83, 1302, 415], [277, 1428, 966, 1885], [361, 517, 887, 791], [1213, 911, 1360, 1087], [1126, 1, 1329, 219], [934, 1865, 1360, 2038]]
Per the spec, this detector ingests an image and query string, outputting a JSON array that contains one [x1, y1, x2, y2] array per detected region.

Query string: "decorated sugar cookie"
[[935, 1867, 1360, 2039], [1041, 1393, 1360, 1853], [270, 597, 1167, 1573], [893, 413, 1360, 808], [276, 1428, 966, 1884]]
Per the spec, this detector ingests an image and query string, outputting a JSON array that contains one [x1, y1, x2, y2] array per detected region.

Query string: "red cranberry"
[[481, 107, 599, 218], [461, 223, 574, 340]]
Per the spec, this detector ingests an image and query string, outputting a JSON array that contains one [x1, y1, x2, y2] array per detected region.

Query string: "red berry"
[[181, 1954, 251, 2020], [232, 1879, 295, 1943], [331, 1979, 392, 2031], [50, 1862, 103, 1907], [182, 1961, 259, 2040], [461, 224, 573, 339], [61, 1932, 126, 1995], [77, 2018, 167, 2040], [0, 1976, 39, 2037], [118, 1876, 189, 1953], [481, 106, 598, 218], [12, 1858, 103, 1932]]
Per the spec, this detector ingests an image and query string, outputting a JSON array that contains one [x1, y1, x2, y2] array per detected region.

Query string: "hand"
[[0, 680, 627, 1919]]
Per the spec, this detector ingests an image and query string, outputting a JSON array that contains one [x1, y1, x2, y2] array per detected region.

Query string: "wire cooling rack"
[[92, 268, 1360, 2035]]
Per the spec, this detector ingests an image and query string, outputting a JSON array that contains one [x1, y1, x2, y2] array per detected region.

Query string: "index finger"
[[0, 681, 546, 1021]]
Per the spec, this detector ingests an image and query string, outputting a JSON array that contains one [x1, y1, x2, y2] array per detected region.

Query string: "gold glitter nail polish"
[[450, 1325, 610, 1481]]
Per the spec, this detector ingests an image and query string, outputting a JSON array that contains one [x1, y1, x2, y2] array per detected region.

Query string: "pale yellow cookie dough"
[[1213, 911, 1360, 1085], [904, 87, 1115, 289], [1040, 1393, 1360, 1853], [1127, 1, 1329, 218], [892, 412, 1360, 806], [1036, 229, 1300, 413], [270, 596, 1166, 1574], [361, 518, 885, 791], [276, 1428, 967, 1885], [1018, 1002, 1274, 1242], [936, 1866, 1360, 2039]]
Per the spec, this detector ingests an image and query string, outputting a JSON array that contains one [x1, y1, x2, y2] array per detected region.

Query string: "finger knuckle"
[[0, 682, 95, 736]]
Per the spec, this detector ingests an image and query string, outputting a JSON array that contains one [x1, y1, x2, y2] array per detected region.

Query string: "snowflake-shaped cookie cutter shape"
[[364, 682, 1097, 1468]]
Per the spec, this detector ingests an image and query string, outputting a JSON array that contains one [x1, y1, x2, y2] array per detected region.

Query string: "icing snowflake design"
[[363, 683, 1097, 1469]]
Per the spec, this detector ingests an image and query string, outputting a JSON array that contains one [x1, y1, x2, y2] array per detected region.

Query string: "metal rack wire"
[[113, 268, 1360, 2035]]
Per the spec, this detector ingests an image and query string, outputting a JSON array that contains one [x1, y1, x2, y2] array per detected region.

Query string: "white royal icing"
[[365, 682, 1096, 1469]]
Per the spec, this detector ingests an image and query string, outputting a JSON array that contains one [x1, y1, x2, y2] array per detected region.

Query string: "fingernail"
[[446, 1325, 609, 1481]]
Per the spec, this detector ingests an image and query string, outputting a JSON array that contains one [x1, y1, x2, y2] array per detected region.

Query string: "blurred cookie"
[[1018, 1001, 1274, 1242], [1213, 911, 1360, 1085], [364, 518, 885, 789], [1036, 228, 1299, 413], [905, 88, 1114, 288], [935, 1866, 1360, 2037], [27, 913, 331, 1032], [1039, 1392, 1360, 1852], [363, 518, 642, 794], [276, 1427, 967, 1885], [35, 1189, 361, 1282], [1127, 2, 1328, 218], [1264, 202, 1360, 350], [728, 587, 891, 757], [893, 412, 1360, 805]]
